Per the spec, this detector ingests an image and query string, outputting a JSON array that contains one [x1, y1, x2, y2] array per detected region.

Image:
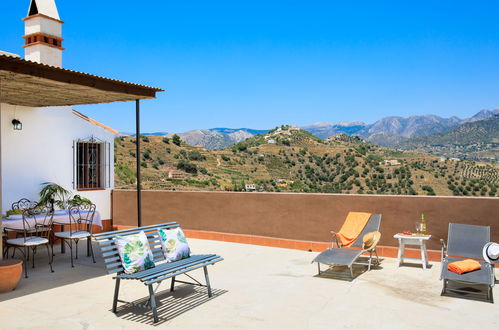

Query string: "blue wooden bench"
[[92, 222, 224, 323]]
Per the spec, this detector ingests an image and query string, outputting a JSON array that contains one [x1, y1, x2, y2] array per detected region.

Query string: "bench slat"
[[97, 235, 160, 248], [143, 257, 224, 285], [93, 222, 178, 241], [139, 255, 220, 281], [116, 255, 216, 279], [104, 251, 165, 269], [103, 247, 163, 264]]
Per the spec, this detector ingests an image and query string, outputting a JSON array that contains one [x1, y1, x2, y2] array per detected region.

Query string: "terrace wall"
[[112, 190, 499, 251]]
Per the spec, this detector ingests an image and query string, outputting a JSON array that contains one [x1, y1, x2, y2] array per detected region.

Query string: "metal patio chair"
[[11, 198, 38, 211], [3, 207, 55, 278], [53, 204, 96, 267], [440, 223, 495, 303], [313, 214, 382, 279]]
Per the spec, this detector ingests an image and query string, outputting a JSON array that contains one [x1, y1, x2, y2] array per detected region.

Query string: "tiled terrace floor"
[[0, 238, 498, 329]]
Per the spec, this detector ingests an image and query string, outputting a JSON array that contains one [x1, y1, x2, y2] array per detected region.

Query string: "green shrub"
[[177, 160, 197, 174]]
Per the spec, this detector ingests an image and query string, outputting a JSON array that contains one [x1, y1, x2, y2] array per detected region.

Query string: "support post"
[[0, 84, 3, 260], [135, 100, 142, 227]]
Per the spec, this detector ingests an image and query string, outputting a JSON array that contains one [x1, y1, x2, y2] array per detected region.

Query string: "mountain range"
[[302, 108, 499, 146], [397, 115, 499, 161], [120, 108, 498, 152], [165, 129, 256, 150]]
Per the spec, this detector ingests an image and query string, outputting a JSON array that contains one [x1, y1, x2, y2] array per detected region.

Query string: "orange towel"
[[448, 259, 482, 274], [336, 212, 372, 247]]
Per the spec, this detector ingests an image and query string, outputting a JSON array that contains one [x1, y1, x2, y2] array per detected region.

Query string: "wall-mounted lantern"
[[12, 119, 22, 130]]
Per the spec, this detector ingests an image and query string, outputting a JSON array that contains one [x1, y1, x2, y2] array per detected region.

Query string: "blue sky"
[[2, 1, 499, 132]]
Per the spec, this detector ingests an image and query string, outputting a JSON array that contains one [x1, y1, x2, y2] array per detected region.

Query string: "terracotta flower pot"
[[0, 259, 23, 293]]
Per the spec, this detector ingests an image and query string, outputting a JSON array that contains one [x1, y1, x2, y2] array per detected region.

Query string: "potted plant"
[[0, 259, 23, 292], [67, 195, 93, 207], [38, 182, 71, 211]]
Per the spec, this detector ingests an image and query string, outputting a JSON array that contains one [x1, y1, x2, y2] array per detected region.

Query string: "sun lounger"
[[312, 214, 382, 279], [440, 223, 495, 303]]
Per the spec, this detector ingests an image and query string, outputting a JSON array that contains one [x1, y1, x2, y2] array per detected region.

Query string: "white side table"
[[393, 233, 431, 269]]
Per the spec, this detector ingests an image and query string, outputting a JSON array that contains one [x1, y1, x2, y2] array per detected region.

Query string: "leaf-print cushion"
[[158, 227, 191, 262], [115, 231, 156, 274]]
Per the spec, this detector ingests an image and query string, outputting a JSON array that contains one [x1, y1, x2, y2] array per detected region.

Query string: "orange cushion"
[[448, 259, 481, 274], [337, 212, 371, 247]]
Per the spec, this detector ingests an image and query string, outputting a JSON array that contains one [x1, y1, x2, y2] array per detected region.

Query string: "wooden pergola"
[[0, 54, 163, 249]]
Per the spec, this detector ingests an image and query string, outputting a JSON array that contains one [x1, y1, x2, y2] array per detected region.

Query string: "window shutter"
[[72, 140, 78, 189], [106, 141, 111, 188]]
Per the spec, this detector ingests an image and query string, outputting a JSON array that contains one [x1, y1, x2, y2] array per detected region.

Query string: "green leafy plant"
[[39, 182, 71, 209], [67, 195, 92, 207]]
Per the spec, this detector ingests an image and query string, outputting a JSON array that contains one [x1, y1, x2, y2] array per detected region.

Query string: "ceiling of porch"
[[0, 54, 163, 107]]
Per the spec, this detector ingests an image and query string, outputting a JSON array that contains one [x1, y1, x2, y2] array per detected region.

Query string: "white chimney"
[[23, 0, 64, 67]]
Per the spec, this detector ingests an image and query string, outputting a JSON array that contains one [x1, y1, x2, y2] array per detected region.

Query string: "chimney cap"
[[28, 0, 60, 20]]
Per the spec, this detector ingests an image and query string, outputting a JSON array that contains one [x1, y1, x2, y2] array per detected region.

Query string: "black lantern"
[[12, 119, 22, 130]]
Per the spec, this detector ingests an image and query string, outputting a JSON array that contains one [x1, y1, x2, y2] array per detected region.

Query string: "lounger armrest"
[[440, 239, 447, 263], [330, 231, 341, 248]]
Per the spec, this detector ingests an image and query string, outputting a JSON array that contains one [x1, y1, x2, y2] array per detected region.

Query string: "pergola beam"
[[0, 54, 163, 107]]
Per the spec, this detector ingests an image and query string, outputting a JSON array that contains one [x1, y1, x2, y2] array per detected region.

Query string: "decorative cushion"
[[115, 231, 156, 274], [7, 237, 48, 246], [54, 230, 91, 239], [158, 227, 191, 262]]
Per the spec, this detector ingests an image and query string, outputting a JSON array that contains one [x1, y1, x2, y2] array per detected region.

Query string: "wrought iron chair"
[[53, 204, 96, 267], [11, 198, 38, 211], [4, 207, 55, 278], [7, 199, 41, 259]]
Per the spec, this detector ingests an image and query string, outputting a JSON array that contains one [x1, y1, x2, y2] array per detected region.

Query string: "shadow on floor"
[[115, 284, 228, 326], [442, 281, 493, 303], [315, 257, 384, 281], [398, 262, 434, 269], [0, 241, 107, 302]]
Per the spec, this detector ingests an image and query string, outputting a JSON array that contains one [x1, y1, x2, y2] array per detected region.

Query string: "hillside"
[[115, 126, 498, 197], [398, 115, 499, 162]]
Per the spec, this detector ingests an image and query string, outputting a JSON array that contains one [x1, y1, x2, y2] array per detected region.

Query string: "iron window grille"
[[73, 137, 111, 190]]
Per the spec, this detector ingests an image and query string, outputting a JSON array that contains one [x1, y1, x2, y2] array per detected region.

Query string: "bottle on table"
[[421, 213, 427, 234]]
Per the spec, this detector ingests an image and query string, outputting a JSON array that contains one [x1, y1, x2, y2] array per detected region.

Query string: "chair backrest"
[[21, 207, 54, 240], [68, 203, 97, 233], [447, 223, 490, 259], [12, 198, 37, 211], [92, 222, 179, 274], [351, 214, 382, 248]]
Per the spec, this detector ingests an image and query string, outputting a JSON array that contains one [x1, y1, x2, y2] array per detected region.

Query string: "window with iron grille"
[[73, 138, 111, 190]]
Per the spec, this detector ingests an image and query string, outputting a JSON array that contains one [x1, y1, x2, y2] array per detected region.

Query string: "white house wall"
[[0, 103, 115, 220]]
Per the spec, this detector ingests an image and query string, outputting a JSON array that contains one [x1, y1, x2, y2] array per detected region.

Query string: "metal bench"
[[92, 222, 224, 323]]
